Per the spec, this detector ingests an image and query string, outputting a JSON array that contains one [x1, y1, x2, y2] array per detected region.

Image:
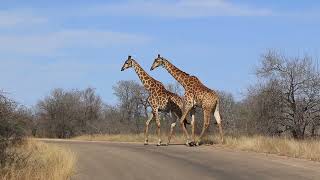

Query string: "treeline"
[[1, 51, 320, 142]]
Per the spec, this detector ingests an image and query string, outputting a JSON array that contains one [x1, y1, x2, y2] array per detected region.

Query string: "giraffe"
[[121, 56, 189, 146], [150, 54, 224, 146]]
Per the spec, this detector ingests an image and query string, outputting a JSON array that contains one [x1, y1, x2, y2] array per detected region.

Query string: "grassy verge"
[[220, 136, 320, 161], [0, 139, 76, 180], [74, 134, 320, 162]]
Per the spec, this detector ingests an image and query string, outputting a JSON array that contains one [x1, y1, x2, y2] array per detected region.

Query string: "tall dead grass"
[[74, 134, 320, 161], [0, 139, 76, 180], [219, 135, 320, 161]]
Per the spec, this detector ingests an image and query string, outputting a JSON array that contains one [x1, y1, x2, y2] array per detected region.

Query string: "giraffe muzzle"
[[150, 65, 156, 71]]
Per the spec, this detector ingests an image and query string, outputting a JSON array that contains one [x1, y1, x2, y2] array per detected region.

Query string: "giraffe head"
[[121, 55, 135, 71], [150, 54, 166, 71]]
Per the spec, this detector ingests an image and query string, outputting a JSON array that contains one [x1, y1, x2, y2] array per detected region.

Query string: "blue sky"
[[0, 0, 320, 106]]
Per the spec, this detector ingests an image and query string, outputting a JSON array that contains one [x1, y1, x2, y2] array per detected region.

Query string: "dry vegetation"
[[218, 136, 320, 161], [74, 134, 320, 162], [0, 139, 76, 180]]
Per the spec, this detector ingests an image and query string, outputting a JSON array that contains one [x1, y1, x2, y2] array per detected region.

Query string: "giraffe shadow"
[[197, 139, 216, 146]]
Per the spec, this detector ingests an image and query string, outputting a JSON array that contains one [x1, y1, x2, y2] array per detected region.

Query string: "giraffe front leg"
[[180, 104, 193, 146], [144, 113, 154, 145]]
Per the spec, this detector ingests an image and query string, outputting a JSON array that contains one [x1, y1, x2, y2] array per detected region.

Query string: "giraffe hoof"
[[188, 141, 196, 147], [144, 140, 149, 145], [156, 141, 162, 146]]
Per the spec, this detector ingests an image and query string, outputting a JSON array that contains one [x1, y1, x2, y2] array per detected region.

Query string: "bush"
[[0, 92, 27, 168]]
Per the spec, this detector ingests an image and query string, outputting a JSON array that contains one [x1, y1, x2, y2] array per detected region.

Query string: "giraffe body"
[[121, 56, 188, 145], [151, 55, 224, 145]]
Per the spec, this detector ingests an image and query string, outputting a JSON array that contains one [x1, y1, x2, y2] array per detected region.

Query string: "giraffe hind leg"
[[196, 109, 211, 146], [144, 113, 154, 145], [167, 122, 176, 146], [214, 105, 224, 143], [155, 111, 162, 146]]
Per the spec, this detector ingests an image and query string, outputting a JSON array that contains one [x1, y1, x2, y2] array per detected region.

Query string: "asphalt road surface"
[[43, 139, 320, 180]]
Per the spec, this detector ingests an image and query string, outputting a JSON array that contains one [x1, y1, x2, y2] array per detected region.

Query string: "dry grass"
[[74, 134, 320, 162], [0, 139, 76, 180], [219, 135, 320, 161]]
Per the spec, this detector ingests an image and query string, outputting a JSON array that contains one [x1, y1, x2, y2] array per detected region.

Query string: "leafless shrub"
[[35, 88, 104, 138]]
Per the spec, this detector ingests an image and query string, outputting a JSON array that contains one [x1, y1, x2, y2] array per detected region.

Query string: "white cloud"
[[0, 29, 151, 55], [88, 0, 273, 18], [0, 10, 47, 27]]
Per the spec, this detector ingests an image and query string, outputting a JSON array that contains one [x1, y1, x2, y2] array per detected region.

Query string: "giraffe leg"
[[155, 111, 162, 146], [180, 104, 193, 146], [167, 122, 176, 145], [190, 109, 196, 145], [214, 105, 224, 144], [167, 112, 178, 146], [144, 113, 154, 145], [196, 109, 211, 146]]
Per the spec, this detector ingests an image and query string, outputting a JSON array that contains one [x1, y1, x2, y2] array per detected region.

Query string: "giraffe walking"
[[121, 56, 189, 146], [151, 54, 224, 146]]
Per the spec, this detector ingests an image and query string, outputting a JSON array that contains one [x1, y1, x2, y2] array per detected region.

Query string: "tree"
[[113, 80, 149, 133], [255, 50, 320, 138], [166, 82, 184, 96], [217, 91, 237, 134], [36, 88, 104, 138]]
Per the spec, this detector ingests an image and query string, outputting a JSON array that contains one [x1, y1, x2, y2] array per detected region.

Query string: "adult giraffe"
[[151, 54, 224, 146], [121, 56, 189, 146]]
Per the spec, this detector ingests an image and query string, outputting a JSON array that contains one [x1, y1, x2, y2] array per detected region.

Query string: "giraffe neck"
[[132, 61, 155, 92], [163, 59, 190, 88]]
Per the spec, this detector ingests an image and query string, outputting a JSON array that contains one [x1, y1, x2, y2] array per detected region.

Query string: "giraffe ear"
[[158, 54, 160, 58]]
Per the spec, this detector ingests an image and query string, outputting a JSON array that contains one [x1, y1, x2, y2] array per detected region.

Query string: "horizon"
[[1, 0, 320, 107]]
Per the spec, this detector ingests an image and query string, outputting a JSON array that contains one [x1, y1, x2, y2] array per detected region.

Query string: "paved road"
[[44, 139, 320, 180]]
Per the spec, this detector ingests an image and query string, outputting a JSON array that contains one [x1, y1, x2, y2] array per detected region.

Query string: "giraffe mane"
[[162, 57, 190, 76]]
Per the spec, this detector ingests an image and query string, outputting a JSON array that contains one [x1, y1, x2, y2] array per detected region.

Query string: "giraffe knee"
[[204, 122, 210, 128], [156, 121, 161, 128], [171, 123, 176, 129]]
